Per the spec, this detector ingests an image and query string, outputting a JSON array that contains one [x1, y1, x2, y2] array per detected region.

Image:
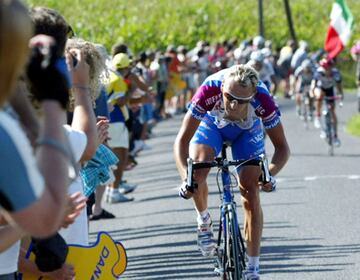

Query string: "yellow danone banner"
[[19, 231, 127, 280]]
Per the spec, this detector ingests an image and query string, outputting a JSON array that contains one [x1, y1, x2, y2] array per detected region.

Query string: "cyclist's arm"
[[174, 111, 201, 180], [336, 82, 344, 98], [335, 73, 344, 98], [310, 79, 317, 97], [265, 122, 290, 176]]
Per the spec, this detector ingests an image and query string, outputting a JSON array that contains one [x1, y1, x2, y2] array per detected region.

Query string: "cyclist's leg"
[[325, 88, 338, 137], [295, 80, 303, 116], [190, 117, 223, 256], [314, 87, 324, 128], [189, 118, 222, 213], [232, 119, 264, 277]]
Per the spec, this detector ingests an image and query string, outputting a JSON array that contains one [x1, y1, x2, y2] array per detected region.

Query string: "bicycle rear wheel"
[[324, 113, 334, 156], [222, 208, 246, 280]]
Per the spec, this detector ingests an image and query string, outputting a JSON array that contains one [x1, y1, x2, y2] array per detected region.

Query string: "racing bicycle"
[[298, 85, 314, 129], [321, 95, 342, 156], [186, 144, 270, 279]]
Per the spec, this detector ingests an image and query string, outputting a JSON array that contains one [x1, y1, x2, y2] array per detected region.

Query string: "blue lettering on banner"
[[91, 246, 110, 279]]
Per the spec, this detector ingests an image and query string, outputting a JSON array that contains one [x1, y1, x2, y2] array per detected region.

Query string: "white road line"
[[172, 175, 360, 189], [304, 176, 317, 181], [278, 174, 360, 182]]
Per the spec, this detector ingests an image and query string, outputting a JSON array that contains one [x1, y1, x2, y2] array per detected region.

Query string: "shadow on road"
[[261, 242, 360, 275]]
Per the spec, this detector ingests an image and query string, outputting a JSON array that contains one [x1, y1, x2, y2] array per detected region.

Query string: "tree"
[[283, 0, 298, 45], [258, 0, 264, 37]]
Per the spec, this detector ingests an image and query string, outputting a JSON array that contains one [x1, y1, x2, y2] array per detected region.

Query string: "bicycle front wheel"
[[223, 208, 246, 280]]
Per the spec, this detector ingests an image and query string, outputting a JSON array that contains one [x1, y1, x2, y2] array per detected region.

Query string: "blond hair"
[[0, 0, 33, 105], [65, 38, 106, 110], [224, 65, 259, 89]]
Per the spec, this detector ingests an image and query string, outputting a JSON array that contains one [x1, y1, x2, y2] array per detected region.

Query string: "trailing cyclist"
[[174, 64, 290, 280], [311, 58, 344, 146], [293, 59, 315, 120]]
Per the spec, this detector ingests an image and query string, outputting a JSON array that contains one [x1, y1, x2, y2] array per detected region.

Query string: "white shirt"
[[0, 236, 20, 275], [59, 125, 88, 246]]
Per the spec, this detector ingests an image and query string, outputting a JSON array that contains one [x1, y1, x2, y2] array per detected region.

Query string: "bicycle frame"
[[299, 85, 313, 129], [322, 96, 341, 156], [187, 145, 266, 279], [216, 146, 246, 279]]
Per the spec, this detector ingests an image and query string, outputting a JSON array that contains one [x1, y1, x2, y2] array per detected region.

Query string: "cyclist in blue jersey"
[[174, 64, 290, 280]]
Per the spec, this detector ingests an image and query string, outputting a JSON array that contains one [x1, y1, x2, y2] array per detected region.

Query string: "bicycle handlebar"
[[323, 95, 343, 101], [186, 155, 270, 190]]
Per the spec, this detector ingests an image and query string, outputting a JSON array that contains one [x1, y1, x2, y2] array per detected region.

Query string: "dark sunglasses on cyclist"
[[223, 91, 255, 105]]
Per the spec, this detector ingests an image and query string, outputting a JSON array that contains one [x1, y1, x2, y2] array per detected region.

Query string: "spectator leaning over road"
[[58, 37, 106, 245], [14, 8, 99, 279], [84, 43, 117, 221], [174, 64, 290, 280], [111, 44, 155, 174], [0, 0, 71, 244], [106, 53, 136, 203], [28, 6, 98, 244], [0, 1, 81, 278]]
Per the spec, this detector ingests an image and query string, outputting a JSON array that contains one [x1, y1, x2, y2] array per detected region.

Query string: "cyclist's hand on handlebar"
[[261, 175, 276, 192], [339, 94, 344, 107], [179, 180, 198, 199]]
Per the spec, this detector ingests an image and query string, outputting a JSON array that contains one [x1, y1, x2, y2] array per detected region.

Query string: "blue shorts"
[[190, 114, 265, 161]]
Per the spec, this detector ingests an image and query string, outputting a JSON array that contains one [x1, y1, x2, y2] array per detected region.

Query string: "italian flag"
[[324, 0, 354, 59]]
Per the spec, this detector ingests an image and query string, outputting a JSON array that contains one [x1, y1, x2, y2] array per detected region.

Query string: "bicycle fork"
[[214, 203, 241, 277]]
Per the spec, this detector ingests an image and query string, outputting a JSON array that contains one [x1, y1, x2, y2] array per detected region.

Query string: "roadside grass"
[[346, 113, 360, 137], [344, 88, 358, 94]]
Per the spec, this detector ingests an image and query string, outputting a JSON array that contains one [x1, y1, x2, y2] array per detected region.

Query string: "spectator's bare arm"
[[67, 49, 98, 162], [9, 80, 40, 146]]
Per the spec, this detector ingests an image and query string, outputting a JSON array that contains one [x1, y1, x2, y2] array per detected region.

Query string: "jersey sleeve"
[[188, 80, 222, 120], [294, 67, 302, 78], [254, 82, 281, 129], [0, 112, 44, 212], [332, 68, 342, 83]]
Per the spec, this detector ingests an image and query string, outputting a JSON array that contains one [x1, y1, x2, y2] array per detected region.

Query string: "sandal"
[[89, 209, 115, 221]]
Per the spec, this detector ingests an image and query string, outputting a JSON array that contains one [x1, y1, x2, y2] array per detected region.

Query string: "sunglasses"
[[223, 91, 255, 105]]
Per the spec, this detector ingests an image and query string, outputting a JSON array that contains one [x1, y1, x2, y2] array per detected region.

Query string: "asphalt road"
[[89, 93, 360, 280]]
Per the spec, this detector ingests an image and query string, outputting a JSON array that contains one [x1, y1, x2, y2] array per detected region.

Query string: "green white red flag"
[[324, 0, 353, 59]]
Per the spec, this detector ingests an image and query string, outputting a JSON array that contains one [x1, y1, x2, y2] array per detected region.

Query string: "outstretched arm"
[[265, 122, 290, 176], [174, 112, 201, 180], [67, 49, 98, 162]]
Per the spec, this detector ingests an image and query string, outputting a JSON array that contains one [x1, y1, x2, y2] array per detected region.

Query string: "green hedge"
[[25, 0, 360, 87]]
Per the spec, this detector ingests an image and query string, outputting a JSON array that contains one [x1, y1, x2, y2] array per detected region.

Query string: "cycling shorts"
[[190, 114, 265, 161], [321, 87, 336, 105]]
